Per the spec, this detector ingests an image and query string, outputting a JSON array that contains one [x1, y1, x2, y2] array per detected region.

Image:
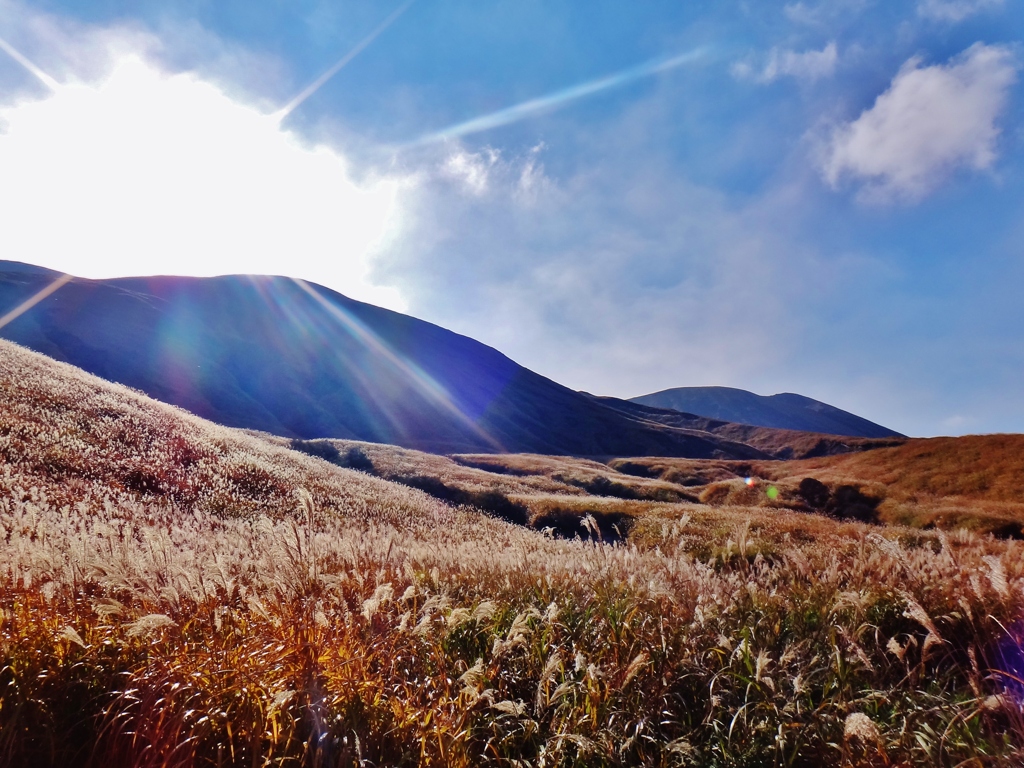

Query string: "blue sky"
[[0, 0, 1022, 437]]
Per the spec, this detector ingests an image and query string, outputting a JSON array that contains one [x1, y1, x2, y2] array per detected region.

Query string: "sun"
[[0, 46, 407, 310]]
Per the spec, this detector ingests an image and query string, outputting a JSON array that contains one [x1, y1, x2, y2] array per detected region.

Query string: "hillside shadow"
[[531, 508, 635, 544], [798, 478, 880, 523]]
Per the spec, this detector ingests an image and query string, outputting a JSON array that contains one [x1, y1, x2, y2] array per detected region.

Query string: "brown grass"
[[3, 339, 1024, 766], [609, 441, 1024, 537], [777, 435, 1024, 503]]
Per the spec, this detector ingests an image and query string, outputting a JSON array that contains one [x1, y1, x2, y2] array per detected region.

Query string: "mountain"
[[629, 386, 903, 439], [587, 395, 904, 459], [0, 260, 771, 458]]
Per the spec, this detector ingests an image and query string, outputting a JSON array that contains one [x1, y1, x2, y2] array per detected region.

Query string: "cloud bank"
[[822, 43, 1019, 201], [377, 141, 833, 405]]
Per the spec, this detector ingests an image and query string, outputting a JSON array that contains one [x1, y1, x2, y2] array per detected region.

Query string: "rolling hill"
[[0, 261, 890, 460], [630, 385, 903, 438]]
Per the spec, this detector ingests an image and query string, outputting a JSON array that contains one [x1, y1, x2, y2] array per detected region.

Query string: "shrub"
[[530, 507, 635, 543], [798, 477, 830, 509], [828, 484, 880, 523], [394, 475, 529, 526], [290, 440, 376, 474]]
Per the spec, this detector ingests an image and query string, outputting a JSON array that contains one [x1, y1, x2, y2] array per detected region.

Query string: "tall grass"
[[3, 486, 1024, 766], [3, 340, 1024, 765]]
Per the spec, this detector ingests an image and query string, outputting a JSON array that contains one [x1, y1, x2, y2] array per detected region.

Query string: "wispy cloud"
[[733, 42, 838, 83], [821, 43, 1019, 202], [783, 0, 870, 26], [376, 138, 825, 404], [917, 0, 1004, 23]]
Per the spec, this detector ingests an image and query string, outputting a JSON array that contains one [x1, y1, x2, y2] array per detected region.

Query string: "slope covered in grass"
[[0, 339, 445, 526], [594, 395, 906, 459], [609, 433, 1024, 539], [2, 340, 1024, 766], [774, 435, 1024, 534], [781, 434, 1024, 503]]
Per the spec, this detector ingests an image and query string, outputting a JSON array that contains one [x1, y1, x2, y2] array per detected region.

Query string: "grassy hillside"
[[591, 395, 906, 460], [610, 436, 1024, 538], [2, 340, 1024, 766]]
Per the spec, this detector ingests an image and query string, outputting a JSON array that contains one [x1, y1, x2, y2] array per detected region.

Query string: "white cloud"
[[441, 148, 499, 195], [783, 1, 870, 26], [0, 20, 408, 310], [376, 141, 826, 400], [733, 42, 838, 84], [822, 43, 1019, 202], [917, 0, 1004, 23]]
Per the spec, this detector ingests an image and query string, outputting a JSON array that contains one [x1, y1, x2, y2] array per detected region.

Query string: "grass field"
[[2, 339, 1024, 766]]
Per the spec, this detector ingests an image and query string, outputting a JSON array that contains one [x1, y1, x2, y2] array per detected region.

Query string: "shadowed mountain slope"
[[0, 261, 769, 458], [630, 385, 903, 439], [588, 395, 905, 459]]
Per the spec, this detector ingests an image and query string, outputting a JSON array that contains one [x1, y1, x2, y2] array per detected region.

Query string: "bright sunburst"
[[0, 47, 406, 310]]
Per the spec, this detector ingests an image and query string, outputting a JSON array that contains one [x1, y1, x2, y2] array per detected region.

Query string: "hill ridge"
[[0, 260, 897, 458], [0, 262, 761, 459], [630, 384, 903, 439]]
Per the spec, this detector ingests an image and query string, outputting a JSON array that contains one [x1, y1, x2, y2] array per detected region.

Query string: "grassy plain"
[[2, 339, 1024, 766]]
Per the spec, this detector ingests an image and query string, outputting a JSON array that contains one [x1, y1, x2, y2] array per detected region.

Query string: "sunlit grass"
[[3, 339, 1024, 766]]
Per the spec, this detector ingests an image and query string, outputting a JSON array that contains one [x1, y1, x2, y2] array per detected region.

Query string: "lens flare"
[[403, 46, 710, 147], [0, 273, 73, 331], [994, 621, 1024, 706], [273, 0, 415, 123], [0, 35, 60, 92], [293, 278, 505, 451]]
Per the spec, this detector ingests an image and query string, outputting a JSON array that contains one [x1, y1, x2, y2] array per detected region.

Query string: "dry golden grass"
[[707, 424, 903, 460], [0, 341, 448, 528], [595, 396, 905, 459], [262, 437, 588, 497], [775, 435, 1024, 504], [609, 442, 1024, 538], [3, 340, 1024, 767], [453, 453, 693, 502]]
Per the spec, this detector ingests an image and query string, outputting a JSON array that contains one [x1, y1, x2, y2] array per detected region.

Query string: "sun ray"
[[292, 278, 506, 451], [402, 46, 710, 148], [0, 273, 73, 331], [273, 0, 415, 123], [0, 35, 60, 92]]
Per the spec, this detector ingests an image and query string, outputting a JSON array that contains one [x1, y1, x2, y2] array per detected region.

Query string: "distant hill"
[[630, 386, 903, 439], [0, 261, 774, 459], [588, 395, 904, 459]]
